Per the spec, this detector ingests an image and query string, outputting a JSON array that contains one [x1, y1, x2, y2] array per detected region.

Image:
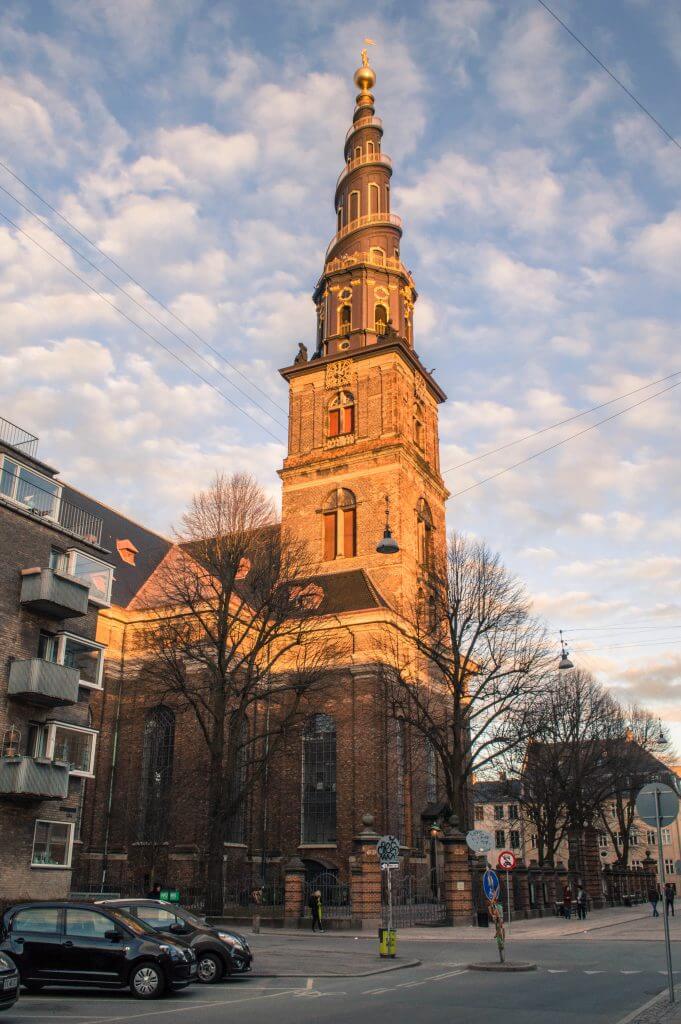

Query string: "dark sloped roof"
[[473, 780, 522, 803], [60, 484, 172, 608], [310, 569, 388, 615]]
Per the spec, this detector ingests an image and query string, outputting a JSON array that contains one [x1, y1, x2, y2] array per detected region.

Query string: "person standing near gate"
[[665, 881, 676, 917], [576, 885, 588, 921], [309, 889, 324, 932], [649, 883, 661, 917], [562, 884, 572, 920]]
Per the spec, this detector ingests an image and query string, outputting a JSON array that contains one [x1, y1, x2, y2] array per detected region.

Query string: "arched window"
[[374, 304, 388, 335], [370, 247, 385, 266], [302, 714, 336, 843], [366, 139, 375, 155], [417, 498, 433, 569], [328, 390, 355, 438], [139, 705, 175, 842], [322, 488, 356, 561], [349, 190, 360, 222], [414, 401, 425, 451], [368, 182, 380, 215], [338, 304, 351, 335], [354, 146, 361, 159]]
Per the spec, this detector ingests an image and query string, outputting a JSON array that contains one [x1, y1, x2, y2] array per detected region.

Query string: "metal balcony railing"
[[325, 251, 405, 275], [8, 659, 80, 707], [325, 213, 403, 257], [345, 116, 383, 145], [336, 152, 392, 191], [0, 467, 103, 546], [20, 568, 89, 618], [0, 416, 39, 457]]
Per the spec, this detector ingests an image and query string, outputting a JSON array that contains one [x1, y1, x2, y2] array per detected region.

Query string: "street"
[[3, 908, 679, 1024]]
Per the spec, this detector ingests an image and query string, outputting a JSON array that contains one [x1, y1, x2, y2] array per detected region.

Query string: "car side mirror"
[[105, 930, 122, 942], [169, 923, 188, 935]]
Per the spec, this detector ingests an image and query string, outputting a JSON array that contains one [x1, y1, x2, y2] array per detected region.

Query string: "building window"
[[510, 830, 521, 849], [495, 830, 505, 848], [301, 714, 336, 843], [630, 830, 639, 846], [338, 304, 351, 335], [38, 631, 105, 689], [66, 550, 113, 605], [30, 722, 97, 776], [474, 805, 484, 822], [31, 820, 74, 868], [508, 804, 519, 821], [414, 401, 425, 450], [416, 499, 434, 569], [647, 830, 656, 846], [598, 832, 609, 848], [337, 206, 343, 231], [328, 391, 355, 437], [349, 190, 360, 221], [1, 725, 21, 758], [367, 139, 375, 155], [374, 303, 388, 335], [632, 859, 642, 869], [530, 834, 537, 849], [139, 705, 175, 843], [322, 488, 356, 561], [368, 182, 380, 215], [493, 805, 504, 821], [662, 828, 672, 845], [0, 456, 61, 520], [665, 859, 675, 875]]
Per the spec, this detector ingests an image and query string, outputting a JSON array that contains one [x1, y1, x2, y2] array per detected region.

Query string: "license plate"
[[3, 977, 17, 991], [190, 964, 197, 975]]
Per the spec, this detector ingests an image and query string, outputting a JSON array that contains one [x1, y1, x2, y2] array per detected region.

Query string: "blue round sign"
[[483, 868, 500, 901]]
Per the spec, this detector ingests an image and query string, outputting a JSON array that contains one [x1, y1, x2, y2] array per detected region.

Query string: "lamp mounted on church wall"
[[376, 494, 399, 555]]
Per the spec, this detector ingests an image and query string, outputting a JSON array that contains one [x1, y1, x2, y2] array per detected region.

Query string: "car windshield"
[[109, 909, 147, 935]]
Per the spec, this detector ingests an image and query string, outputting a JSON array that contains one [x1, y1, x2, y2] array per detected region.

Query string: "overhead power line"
[[536, 0, 681, 153], [0, 157, 288, 417], [0, 210, 284, 444], [441, 369, 681, 477], [0, 180, 287, 433], [447, 376, 681, 500]]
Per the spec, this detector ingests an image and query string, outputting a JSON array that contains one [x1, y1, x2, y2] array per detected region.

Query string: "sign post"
[[636, 782, 679, 1005], [497, 850, 517, 927], [376, 835, 400, 959]]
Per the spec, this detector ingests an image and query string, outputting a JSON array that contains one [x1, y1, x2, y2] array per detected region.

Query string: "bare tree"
[[384, 532, 551, 826], [139, 472, 341, 911], [508, 739, 567, 866]]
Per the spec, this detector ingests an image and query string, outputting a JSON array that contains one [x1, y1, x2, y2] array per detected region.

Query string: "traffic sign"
[[466, 829, 493, 853], [498, 850, 516, 870], [376, 835, 400, 866], [636, 783, 680, 828], [483, 868, 500, 902]]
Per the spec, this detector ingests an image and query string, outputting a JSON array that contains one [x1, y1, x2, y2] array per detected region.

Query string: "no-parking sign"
[[498, 850, 516, 870]]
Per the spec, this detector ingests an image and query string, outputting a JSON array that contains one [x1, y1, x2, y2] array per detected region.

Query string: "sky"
[[0, 0, 680, 744]]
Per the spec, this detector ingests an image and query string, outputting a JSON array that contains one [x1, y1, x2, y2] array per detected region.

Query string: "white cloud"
[[155, 126, 259, 187], [632, 208, 681, 278]]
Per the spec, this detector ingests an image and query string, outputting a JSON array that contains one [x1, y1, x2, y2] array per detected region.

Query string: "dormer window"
[[116, 538, 138, 566], [328, 391, 355, 438], [322, 488, 357, 560]]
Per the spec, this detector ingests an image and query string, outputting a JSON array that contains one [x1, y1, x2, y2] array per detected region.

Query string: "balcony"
[[1, 461, 104, 546], [20, 568, 89, 618], [0, 416, 39, 458], [345, 115, 383, 145], [336, 152, 392, 191], [0, 756, 69, 800], [325, 213, 403, 258], [8, 659, 79, 707]]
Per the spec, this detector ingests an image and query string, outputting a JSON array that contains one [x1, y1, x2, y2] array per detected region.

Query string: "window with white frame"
[[530, 834, 537, 849], [508, 804, 519, 821], [598, 832, 609, 848], [662, 828, 672, 845], [647, 830, 656, 846], [632, 859, 642, 869], [50, 548, 113, 606], [31, 820, 74, 868], [30, 722, 97, 776], [0, 456, 61, 519], [38, 631, 105, 689], [493, 805, 504, 821], [665, 859, 675, 874], [495, 829, 505, 848]]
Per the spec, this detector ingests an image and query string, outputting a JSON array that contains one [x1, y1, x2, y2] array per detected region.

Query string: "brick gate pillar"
[[440, 818, 474, 925], [283, 857, 306, 925], [349, 813, 382, 926]]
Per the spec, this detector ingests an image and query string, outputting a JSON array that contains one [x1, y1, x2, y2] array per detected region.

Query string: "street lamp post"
[[376, 495, 399, 554]]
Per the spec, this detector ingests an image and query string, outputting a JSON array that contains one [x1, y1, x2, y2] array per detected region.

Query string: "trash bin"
[[379, 928, 397, 957]]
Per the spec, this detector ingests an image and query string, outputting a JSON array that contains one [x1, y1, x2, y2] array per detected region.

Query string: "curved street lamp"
[[559, 629, 574, 670]]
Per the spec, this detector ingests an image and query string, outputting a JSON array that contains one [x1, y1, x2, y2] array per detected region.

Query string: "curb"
[[248, 958, 421, 979], [614, 988, 668, 1024], [468, 961, 537, 973]]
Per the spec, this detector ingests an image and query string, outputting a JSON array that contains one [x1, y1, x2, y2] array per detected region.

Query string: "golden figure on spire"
[[354, 39, 376, 94]]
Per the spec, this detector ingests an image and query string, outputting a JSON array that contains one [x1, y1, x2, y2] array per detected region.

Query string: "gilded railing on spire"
[[326, 213, 402, 257], [325, 251, 408, 276], [336, 152, 392, 191]]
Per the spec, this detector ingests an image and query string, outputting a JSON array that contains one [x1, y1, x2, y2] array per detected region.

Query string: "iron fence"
[[382, 863, 446, 927], [304, 871, 352, 920]]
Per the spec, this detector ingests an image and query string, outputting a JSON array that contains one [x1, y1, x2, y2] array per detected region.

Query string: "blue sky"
[[1, 0, 680, 742]]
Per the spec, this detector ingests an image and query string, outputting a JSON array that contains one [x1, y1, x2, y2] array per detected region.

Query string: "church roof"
[[308, 568, 388, 615]]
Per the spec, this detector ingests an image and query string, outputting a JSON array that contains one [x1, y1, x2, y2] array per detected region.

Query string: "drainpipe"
[[100, 620, 127, 893]]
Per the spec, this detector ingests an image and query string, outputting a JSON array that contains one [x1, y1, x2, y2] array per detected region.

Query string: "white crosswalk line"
[[584, 971, 604, 975], [548, 969, 568, 974]]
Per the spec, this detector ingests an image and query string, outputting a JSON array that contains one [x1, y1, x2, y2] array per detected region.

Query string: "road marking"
[[72, 987, 303, 1024], [620, 970, 641, 974], [306, 978, 314, 990], [584, 970, 604, 974], [548, 969, 568, 974], [366, 988, 389, 995]]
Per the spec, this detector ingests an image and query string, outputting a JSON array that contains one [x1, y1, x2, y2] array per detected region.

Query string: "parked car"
[[0, 953, 19, 1013], [97, 899, 253, 984], [0, 902, 197, 999]]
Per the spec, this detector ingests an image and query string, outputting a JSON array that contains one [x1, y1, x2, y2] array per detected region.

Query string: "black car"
[[0, 953, 19, 1013], [0, 902, 197, 999], [98, 900, 253, 984]]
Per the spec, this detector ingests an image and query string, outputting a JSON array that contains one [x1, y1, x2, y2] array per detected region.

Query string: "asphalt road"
[[2, 929, 676, 1024]]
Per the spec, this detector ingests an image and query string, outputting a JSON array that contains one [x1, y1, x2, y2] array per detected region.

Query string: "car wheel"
[[197, 952, 223, 984], [130, 962, 165, 1000], [22, 980, 45, 993]]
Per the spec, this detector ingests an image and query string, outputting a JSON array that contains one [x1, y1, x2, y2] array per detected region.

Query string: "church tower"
[[280, 53, 449, 613]]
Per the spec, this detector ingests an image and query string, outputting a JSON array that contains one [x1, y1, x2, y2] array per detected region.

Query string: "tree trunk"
[[205, 736, 226, 915]]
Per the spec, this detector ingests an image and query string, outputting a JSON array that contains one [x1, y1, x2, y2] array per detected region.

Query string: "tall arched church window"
[[322, 488, 356, 561], [414, 401, 425, 451], [368, 182, 380, 215], [417, 498, 434, 570], [349, 190, 360, 222], [301, 714, 337, 843], [328, 390, 355, 438], [139, 705, 175, 842], [374, 304, 388, 335]]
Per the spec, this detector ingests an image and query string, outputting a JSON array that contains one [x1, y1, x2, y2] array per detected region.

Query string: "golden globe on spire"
[[354, 39, 376, 94]]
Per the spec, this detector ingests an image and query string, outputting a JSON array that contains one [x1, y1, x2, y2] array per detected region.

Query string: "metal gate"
[[304, 871, 352, 921], [382, 863, 446, 927]]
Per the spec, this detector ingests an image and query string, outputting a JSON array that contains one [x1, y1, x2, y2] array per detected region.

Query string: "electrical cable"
[[0, 157, 288, 416], [536, 0, 681, 153], [0, 209, 285, 444], [447, 376, 681, 499], [441, 368, 681, 476], [0, 181, 287, 432]]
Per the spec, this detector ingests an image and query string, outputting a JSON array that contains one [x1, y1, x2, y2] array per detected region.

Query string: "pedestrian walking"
[[562, 884, 572, 921], [649, 884, 660, 917], [146, 881, 162, 900], [665, 881, 676, 917], [309, 889, 324, 932], [576, 885, 588, 920]]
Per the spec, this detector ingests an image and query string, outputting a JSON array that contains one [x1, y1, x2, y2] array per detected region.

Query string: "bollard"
[[252, 914, 261, 934]]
